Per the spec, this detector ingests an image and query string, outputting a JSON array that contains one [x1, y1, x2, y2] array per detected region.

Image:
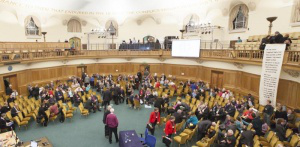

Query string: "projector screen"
[[172, 39, 201, 57]]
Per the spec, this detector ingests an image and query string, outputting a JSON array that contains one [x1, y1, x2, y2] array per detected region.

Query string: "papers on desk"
[[144, 105, 152, 108], [30, 141, 38, 147]]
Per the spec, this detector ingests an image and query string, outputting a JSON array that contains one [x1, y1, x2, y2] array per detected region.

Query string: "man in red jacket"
[[148, 108, 160, 135], [163, 116, 176, 147]]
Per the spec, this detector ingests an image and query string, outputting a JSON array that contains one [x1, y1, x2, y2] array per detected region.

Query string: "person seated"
[[275, 118, 287, 141], [275, 105, 288, 122], [272, 31, 284, 43], [85, 97, 94, 113], [195, 103, 209, 120], [235, 117, 244, 132], [173, 109, 184, 124], [91, 94, 100, 112], [239, 129, 255, 147], [49, 103, 60, 117], [186, 112, 198, 129], [242, 108, 254, 123], [10, 104, 20, 118], [7, 95, 15, 106], [287, 109, 295, 127], [0, 103, 10, 114], [37, 104, 48, 126], [218, 129, 236, 147], [225, 102, 236, 117], [283, 34, 292, 50], [259, 35, 270, 50], [0, 113, 14, 131]]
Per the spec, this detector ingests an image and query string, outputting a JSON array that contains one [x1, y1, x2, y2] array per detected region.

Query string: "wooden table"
[[22, 137, 53, 147], [0, 131, 20, 146]]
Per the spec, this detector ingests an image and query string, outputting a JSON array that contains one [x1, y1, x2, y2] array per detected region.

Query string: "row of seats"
[[247, 32, 300, 42], [235, 41, 300, 51]]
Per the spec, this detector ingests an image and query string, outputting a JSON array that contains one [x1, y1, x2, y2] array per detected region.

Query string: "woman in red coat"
[[163, 116, 176, 147], [164, 116, 176, 137], [148, 108, 160, 135]]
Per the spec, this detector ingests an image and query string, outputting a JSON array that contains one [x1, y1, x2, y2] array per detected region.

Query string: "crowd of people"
[[1, 70, 299, 146]]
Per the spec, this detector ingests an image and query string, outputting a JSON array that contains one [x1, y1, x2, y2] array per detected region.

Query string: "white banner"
[[259, 44, 286, 106]]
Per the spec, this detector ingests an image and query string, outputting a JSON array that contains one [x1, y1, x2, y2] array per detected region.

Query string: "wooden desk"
[[0, 131, 19, 147], [23, 137, 53, 147]]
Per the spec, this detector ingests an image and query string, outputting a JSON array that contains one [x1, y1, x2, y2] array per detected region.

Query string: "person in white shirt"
[[11, 90, 18, 98], [132, 37, 137, 44]]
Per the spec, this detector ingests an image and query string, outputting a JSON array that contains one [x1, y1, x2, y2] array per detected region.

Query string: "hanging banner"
[[259, 44, 286, 106]]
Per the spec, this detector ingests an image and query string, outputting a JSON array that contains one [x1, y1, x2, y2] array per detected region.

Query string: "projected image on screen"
[[172, 39, 201, 57]]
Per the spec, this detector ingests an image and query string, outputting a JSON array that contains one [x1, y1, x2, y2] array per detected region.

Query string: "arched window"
[[67, 19, 82, 33], [233, 7, 246, 30], [229, 4, 249, 31], [291, 0, 300, 23], [25, 16, 41, 36], [105, 20, 118, 37]]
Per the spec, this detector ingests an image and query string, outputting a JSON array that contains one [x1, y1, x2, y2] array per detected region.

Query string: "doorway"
[[70, 37, 81, 50], [3, 74, 18, 91], [140, 64, 150, 76], [77, 66, 87, 78], [211, 71, 224, 88]]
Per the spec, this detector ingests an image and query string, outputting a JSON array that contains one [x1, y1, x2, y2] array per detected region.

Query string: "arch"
[[228, 4, 249, 31], [183, 14, 200, 26], [135, 15, 158, 25], [24, 15, 41, 36], [67, 19, 82, 33]]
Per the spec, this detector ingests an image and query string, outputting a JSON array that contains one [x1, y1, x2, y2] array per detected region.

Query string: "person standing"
[[106, 108, 119, 144], [163, 116, 176, 147], [148, 108, 160, 135], [263, 100, 274, 126], [103, 105, 112, 138], [103, 89, 111, 110]]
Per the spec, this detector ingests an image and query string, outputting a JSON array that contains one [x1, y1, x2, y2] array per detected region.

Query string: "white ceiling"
[[9, 0, 207, 13]]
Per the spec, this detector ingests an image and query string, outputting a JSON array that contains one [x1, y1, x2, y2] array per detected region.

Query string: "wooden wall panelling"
[[0, 62, 299, 108]]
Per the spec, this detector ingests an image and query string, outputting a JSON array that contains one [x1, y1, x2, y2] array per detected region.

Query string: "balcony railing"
[[0, 49, 299, 67]]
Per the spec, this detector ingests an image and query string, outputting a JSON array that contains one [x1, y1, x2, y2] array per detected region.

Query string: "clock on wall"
[[8, 66, 13, 71]]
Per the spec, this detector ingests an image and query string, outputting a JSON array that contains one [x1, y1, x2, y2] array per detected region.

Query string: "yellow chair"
[[78, 104, 89, 117], [283, 134, 299, 147], [133, 99, 141, 110], [18, 112, 30, 122], [49, 114, 57, 122], [173, 132, 189, 147], [62, 109, 73, 121], [6, 111, 13, 121], [13, 116, 28, 130], [67, 101, 77, 113]]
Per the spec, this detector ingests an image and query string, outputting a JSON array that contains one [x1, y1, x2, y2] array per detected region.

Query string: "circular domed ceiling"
[[7, 0, 207, 13]]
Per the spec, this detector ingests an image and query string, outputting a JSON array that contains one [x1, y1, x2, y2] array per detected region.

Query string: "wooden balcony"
[[0, 49, 299, 70]]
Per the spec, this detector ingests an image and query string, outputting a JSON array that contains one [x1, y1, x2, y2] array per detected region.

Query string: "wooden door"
[[69, 37, 81, 50], [77, 66, 87, 77], [211, 71, 224, 88], [3, 75, 18, 91]]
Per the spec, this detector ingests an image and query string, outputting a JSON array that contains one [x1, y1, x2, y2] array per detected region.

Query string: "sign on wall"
[[259, 44, 286, 106]]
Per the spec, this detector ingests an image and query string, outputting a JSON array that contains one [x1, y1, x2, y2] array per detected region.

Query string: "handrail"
[[0, 49, 299, 67]]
